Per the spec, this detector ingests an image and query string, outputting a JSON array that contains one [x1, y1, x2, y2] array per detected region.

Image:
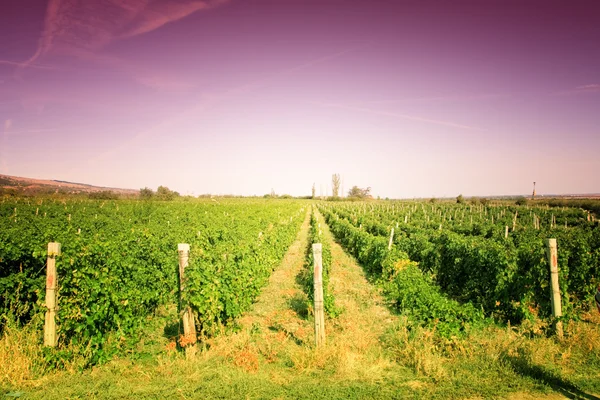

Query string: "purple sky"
[[1, 0, 599, 198]]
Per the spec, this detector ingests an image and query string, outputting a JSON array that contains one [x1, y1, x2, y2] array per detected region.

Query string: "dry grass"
[[0, 322, 39, 387]]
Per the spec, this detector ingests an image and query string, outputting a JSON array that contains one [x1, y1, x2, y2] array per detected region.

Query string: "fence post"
[[178, 244, 197, 357], [388, 228, 394, 250], [44, 242, 61, 347], [312, 243, 325, 347], [546, 239, 563, 339]]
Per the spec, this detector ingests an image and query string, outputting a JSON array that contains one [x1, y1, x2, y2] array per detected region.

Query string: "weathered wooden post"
[[388, 228, 394, 250], [505, 225, 509, 239], [44, 242, 61, 347], [312, 243, 325, 347], [178, 244, 197, 357], [546, 239, 563, 339]]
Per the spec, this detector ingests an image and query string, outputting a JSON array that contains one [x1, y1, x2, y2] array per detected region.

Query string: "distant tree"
[[456, 194, 465, 204], [156, 186, 178, 201], [429, 197, 437, 204], [331, 174, 341, 198], [348, 186, 371, 199], [480, 197, 489, 206], [470, 197, 480, 205], [140, 187, 154, 200], [311, 183, 316, 199], [515, 196, 528, 206]]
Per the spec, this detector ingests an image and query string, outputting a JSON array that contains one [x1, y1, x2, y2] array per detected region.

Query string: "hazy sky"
[[1, 0, 599, 198]]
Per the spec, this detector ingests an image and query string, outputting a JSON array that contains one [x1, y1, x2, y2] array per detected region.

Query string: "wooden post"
[[178, 244, 197, 358], [546, 239, 563, 339], [505, 225, 509, 239], [312, 243, 325, 347], [388, 228, 394, 250], [44, 242, 61, 347]]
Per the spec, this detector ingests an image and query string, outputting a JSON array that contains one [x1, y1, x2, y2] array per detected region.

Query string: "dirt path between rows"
[[312, 208, 400, 376], [204, 206, 404, 381]]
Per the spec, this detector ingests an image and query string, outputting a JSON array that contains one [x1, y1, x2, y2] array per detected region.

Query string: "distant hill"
[[0, 174, 138, 196]]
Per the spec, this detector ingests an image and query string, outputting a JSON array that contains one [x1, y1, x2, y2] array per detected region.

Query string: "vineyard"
[[0, 198, 304, 364], [2, 197, 600, 398], [319, 201, 600, 331]]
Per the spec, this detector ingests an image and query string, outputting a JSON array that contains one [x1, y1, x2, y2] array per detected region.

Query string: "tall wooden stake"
[[44, 242, 61, 347], [178, 244, 197, 357], [546, 239, 563, 339], [312, 243, 325, 347], [388, 228, 394, 250]]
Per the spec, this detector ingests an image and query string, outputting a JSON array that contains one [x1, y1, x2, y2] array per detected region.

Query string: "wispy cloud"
[[8, 0, 228, 88], [59, 48, 195, 91], [86, 46, 360, 165], [2, 119, 57, 137], [120, 0, 229, 38], [554, 83, 600, 96], [0, 60, 60, 71], [4, 128, 58, 136], [349, 93, 509, 106], [314, 102, 481, 131], [574, 84, 600, 93]]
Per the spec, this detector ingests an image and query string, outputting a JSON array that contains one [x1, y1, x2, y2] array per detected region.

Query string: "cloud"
[[4, 128, 58, 136], [4, 119, 12, 131], [554, 83, 600, 96], [10, 0, 228, 87], [575, 84, 600, 92], [60, 47, 195, 91], [29, 0, 228, 55], [86, 46, 360, 165], [120, 0, 228, 38], [0, 60, 60, 71], [315, 103, 481, 131], [353, 93, 509, 106]]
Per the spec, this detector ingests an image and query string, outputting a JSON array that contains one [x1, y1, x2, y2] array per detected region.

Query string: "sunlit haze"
[[1, 0, 599, 198]]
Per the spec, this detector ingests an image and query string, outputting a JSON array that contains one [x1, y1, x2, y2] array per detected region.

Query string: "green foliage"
[[348, 186, 371, 199], [331, 174, 341, 198], [139, 187, 154, 200], [321, 201, 600, 325], [88, 191, 119, 200], [541, 198, 600, 217], [298, 210, 339, 317], [184, 204, 303, 336], [515, 196, 528, 206], [155, 186, 178, 201], [320, 206, 485, 337], [456, 194, 465, 204], [0, 198, 305, 365]]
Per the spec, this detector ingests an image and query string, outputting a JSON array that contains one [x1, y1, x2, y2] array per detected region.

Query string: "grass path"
[[310, 208, 405, 380]]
